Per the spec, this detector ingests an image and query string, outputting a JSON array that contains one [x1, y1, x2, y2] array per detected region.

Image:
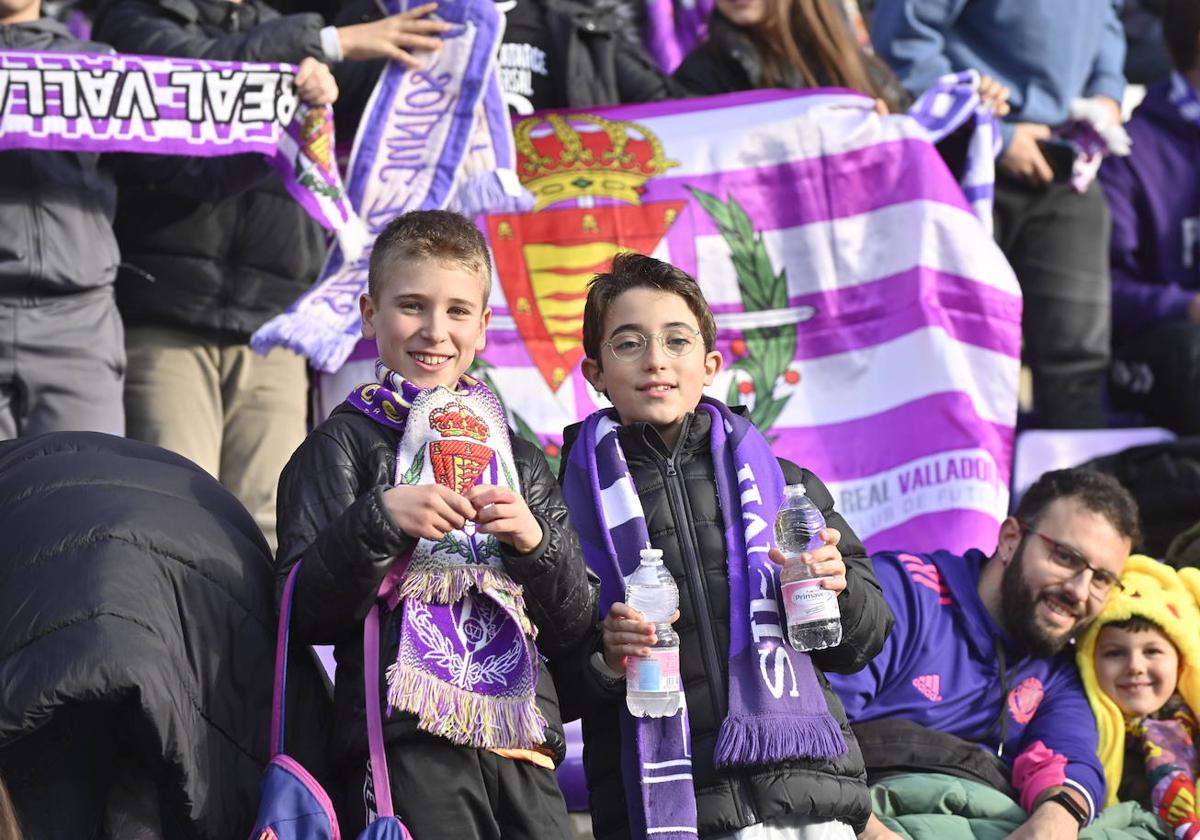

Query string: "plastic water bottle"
[[624, 548, 682, 718], [775, 483, 842, 651]]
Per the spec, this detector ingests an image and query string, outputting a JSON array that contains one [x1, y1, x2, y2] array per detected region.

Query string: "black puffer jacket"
[[275, 402, 597, 769], [0, 432, 331, 839], [91, 0, 329, 339], [673, 11, 910, 112], [555, 412, 893, 838]]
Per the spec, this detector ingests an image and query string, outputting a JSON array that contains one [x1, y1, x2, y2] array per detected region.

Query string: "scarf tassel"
[[714, 713, 848, 768], [385, 662, 547, 749], [398, 567, 528, 613]]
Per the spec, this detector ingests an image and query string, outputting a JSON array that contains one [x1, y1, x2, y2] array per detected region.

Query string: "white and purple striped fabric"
[[320, 88, 1021, 556]]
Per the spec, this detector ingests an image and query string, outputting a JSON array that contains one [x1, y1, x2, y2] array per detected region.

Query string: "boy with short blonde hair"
[[276, 210, 593, 838], [1078, 556, 1200, 834]]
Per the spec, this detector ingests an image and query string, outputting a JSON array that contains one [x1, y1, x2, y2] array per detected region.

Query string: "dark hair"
[[1105, 615, 1168, 635], [1014, 468, 1142, 546], [367, 210, 492, 302], [1164, 0, 1200, 72], [734, 0, 898, 105], [583, 252, 717, 363]]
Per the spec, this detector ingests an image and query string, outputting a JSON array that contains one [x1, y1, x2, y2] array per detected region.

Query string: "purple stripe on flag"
[[774, 392, 1014, 485], [648, 139, 973, 231], [863, 508, 1003, 556], [772, 267, 1021, 360]]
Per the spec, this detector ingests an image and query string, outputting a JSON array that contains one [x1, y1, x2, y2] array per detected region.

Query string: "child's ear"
[[582, 357, 605, 396], [360, 293, 377, 340], [475, 307, 492, 352], [703, 349, 724, 385]]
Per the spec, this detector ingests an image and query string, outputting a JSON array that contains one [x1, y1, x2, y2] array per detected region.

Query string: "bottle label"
[[782, 579, 840, 623], [627, 647, 680, 693]]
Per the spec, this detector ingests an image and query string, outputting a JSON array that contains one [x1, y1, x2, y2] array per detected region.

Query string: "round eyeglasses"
[[603, 327, 702, 363]]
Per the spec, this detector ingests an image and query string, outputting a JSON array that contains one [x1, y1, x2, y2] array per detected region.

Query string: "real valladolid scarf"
[[562, 398, 846, 840], [0, 50, 365, 255], [348, 361, 544, 749], [252, 0, 531, 373]]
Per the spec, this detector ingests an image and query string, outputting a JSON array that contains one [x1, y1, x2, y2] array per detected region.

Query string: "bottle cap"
[[784, 483, 807, 497], [640, 547, 664, 564]]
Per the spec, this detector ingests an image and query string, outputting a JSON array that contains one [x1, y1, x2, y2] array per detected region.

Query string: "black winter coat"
[[91, 0, 329, 339], [275, 402, 597, 769], [0, 432, 331, 839], [555, 412, 893, 838]]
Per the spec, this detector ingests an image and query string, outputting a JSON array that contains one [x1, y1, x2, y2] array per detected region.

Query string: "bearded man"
[[827, 468, 1139, 840]]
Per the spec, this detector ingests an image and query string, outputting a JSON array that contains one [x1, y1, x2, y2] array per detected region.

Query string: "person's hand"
[[293, 56, 338, 106], [601, 602, 679, 673], [1002, 800, 1081, 840], [977, 73, 1011, 117], [999, 122, 1054, 186], [382, 483, 475, 541], [1089, 95, 1123, 130], [337, 2, 453, 67], [857, 813, 905, 840], [464, 484, 542, 555], [769, 527, 846, 594], [874, 98, 890, 116], [1188, 293, 1200, 324]]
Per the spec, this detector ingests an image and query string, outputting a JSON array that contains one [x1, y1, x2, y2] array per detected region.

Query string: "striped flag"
[[319, 89, 1021, 556]]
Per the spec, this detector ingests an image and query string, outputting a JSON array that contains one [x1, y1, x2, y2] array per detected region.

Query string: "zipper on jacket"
[[655, 414, 752, 826]]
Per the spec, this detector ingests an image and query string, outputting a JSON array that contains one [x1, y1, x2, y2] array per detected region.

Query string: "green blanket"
[[871, 773, 1166, 840]]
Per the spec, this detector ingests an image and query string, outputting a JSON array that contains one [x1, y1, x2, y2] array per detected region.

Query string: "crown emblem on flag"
[[430, 403, 489, 442], [513, 113, 680, 211]]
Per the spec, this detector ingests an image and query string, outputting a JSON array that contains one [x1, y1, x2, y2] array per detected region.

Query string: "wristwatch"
[[1045, 791, 1088, 828]]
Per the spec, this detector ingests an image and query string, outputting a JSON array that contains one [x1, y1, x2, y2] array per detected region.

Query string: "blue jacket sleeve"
[[1010, 665, 1106, 819], [869, 0, 970, 100], [1099, 149, 1196, 337], [1084, 0, 1127, 104], [824, 552, 920, 720]]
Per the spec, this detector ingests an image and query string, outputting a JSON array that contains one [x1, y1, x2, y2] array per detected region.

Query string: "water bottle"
[[624, 548, 682, 718], [775, 483, 843, 651]]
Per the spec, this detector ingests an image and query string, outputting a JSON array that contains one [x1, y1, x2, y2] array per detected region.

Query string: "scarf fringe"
[[714, 713, 848, 768], [448, 169, 535, 217], [250, 310, 356, 374], [385, 662, 547, 749], [398, 565, 525, 607]]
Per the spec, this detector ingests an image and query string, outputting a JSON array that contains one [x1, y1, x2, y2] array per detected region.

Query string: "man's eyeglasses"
[[602, 327, 701, 363], [1018, 522, 1124, 599]]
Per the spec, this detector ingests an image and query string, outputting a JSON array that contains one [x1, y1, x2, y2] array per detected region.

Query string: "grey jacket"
[[0, 20, 119, 305]]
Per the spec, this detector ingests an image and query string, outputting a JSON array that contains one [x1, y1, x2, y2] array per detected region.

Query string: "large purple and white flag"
[[319, 89, 1022, 556]]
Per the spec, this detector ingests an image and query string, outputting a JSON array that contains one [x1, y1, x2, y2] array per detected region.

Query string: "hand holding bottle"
[[768, 526, 846, 595]]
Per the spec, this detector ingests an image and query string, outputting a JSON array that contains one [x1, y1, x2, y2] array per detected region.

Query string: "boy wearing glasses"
[[827, 468, 1140, 840], [556, 253, 893, 839]]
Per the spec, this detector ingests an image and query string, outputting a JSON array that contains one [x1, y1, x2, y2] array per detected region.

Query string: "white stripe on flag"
[[642, 774, 694, 783], [643, 760, 694, 769], [823, 447, 1008, 540], [599, 475, 643, 528], [719, 326, 1018, 428], [630, 95, 928, 175], [647, 828, 700, 835], [689, 200, 1018, 309]]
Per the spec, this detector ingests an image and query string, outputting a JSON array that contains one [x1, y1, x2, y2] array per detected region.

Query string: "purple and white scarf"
[[1056, 96, 1133, 193], [905, 70, 1003, 231], [562, 398, 846, 839], [251, 0, 532, 373], [348, 362, 544, 749], [0, 50, 365, 256]]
